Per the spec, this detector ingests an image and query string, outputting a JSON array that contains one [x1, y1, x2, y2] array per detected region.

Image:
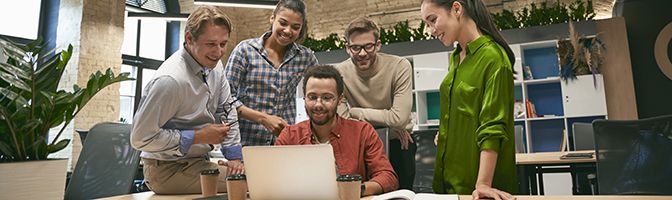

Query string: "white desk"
[[516, 150, 596, 195]]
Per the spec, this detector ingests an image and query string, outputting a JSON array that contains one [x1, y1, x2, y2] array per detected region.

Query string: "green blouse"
[[433, 35, 517, 194]]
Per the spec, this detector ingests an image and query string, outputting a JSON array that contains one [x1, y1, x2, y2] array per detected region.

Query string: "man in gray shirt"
[[131, 6, 242, 194]]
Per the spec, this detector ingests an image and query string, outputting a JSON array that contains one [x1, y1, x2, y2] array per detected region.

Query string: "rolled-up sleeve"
[[362, 124, 399, 192], [131, 76, 186, 156], [476, 66, 513, 153], [218, 75, 243, 160]]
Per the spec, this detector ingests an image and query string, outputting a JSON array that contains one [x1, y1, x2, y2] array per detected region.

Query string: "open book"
[[371, 189, 458, 200]]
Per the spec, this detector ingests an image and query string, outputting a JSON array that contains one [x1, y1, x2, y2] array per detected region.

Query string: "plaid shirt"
[[225, 32, 318, 146]]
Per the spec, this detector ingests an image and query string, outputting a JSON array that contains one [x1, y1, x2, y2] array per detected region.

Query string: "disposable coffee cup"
[[337, 174, 362, 200], [226, 174, 247, 200], [200, 169, 220, 197]]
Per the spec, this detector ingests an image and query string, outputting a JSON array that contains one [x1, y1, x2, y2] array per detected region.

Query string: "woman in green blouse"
[[420, 0, 517, 199]]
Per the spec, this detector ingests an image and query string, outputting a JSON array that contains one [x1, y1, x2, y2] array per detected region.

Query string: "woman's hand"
[[472, 185, 515, 200], [260, 114, 288, 136], [395, 129, 414, 150]]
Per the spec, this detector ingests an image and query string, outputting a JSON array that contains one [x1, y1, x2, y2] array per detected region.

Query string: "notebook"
[[242, 144, 339, 200]]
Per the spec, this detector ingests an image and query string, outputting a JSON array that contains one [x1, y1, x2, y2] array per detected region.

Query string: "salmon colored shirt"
[[275, 116, 399, 192]]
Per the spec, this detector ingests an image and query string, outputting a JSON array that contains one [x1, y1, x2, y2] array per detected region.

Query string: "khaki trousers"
[[142, 157, 228, 194]]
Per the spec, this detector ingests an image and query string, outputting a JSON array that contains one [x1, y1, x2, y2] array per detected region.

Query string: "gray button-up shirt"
[[131, 48, 241, 161]]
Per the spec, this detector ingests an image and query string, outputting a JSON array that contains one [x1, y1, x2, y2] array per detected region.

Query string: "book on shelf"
[[560, 129, 568, 152], [523, 65, 534, 80], [371, 189, 458, 200], [514, 101, 526, 119], [525, 100, 537, 118]]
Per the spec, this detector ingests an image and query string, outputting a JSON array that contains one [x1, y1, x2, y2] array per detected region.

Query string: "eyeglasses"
[[347, 42, 377, 54], [304, 95, 336, 104], [220, 97, 242, 127]]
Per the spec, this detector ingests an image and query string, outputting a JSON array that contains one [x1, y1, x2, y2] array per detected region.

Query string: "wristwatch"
[[360, 182, 366, 196]]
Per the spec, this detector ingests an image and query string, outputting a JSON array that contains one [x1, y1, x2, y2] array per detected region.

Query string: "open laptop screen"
[[242, 144, 339, 200]]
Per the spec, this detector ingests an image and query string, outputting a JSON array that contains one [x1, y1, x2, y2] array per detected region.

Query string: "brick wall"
[[57, 0, 125, 169]]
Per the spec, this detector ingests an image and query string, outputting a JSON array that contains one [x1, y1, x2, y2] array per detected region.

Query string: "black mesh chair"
[[593, 115, 672, 195], [412, 129, 438, 193], [64, 122, 141, 200]]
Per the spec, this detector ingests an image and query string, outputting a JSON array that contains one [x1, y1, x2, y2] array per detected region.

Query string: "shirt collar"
[[463, 35, 492, 55], [250, 31, 299, 54], [178, 47, 207, 77], [309, 116, 344, 143]]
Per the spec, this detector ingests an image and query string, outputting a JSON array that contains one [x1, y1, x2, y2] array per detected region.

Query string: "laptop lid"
[[242, 144, 339, 200]]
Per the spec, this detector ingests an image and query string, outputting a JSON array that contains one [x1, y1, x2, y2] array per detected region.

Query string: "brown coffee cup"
[[200, 169, 220, 198], [226, 174, 247, 200], [337, 174, 362, 200]]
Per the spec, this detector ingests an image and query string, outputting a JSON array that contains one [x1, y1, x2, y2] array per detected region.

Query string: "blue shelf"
[[526, 83, 564, 116], [529, 118, 565, 152], [523, 47, 559, 79]]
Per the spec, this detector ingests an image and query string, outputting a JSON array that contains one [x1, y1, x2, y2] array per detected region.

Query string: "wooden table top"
[[516, 150, 596, 165], [101, 192, 671, 200]]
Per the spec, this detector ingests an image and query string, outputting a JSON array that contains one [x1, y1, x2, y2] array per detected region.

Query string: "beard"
[[307, 109, 336, 126]]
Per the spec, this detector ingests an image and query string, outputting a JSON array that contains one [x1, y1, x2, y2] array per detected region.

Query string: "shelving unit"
[[515, 40, 607, 153], [409, 51, 450, 130], [407, 39, 608, 153]]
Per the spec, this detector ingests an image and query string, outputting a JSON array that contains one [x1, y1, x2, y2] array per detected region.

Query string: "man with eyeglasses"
[[275, 65, 399, 196], [335, 17, 416, 190]]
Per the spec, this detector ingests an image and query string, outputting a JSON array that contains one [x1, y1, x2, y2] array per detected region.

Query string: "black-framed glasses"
[[220, 97, 243, 127], [347, 42, 377, 54]]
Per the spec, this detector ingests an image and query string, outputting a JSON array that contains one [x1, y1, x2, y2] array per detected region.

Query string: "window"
[[0, 0, 42, 40], [139, 19, 167, 60], [120, 14, 172, 123]]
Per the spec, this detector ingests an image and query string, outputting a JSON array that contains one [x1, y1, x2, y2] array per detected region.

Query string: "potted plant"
[[0, 38, 133, 199], [557, 22, 605, 85]]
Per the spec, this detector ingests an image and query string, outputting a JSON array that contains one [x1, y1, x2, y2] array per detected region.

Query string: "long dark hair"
[[423, 0, 515, 67], [272, 0, 308, 44]]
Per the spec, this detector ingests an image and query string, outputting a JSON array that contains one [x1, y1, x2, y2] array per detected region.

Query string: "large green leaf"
[[0, 141, 15, 160], [47, 139, 69, 154], [0, 87, 28, 106], [1, 38, 133, 162]]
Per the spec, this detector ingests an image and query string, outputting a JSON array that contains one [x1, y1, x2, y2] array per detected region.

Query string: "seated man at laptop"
[[275, 65, 399, 196]]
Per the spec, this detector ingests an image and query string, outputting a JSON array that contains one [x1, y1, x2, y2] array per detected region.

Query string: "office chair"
[[593, 115, 672, 195], [572, 122, 595, 150], [374, 128, 389, 156], [514, 125, 526, 153], [412, 129, 438, 193], [569, 122, 598, 195], [64, 122, 141, 200]]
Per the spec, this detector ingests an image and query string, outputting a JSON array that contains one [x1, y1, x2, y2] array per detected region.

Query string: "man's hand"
[[472, 185, 515, 200], [260, 114, 288, 136], [218, 159, 244, 175], [194, 124, 230, 144], [434, 131, 439, 146], [395, 129, 414, 150]]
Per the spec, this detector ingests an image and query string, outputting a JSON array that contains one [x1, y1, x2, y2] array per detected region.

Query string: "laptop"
[[242, 144, 339, 200]]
